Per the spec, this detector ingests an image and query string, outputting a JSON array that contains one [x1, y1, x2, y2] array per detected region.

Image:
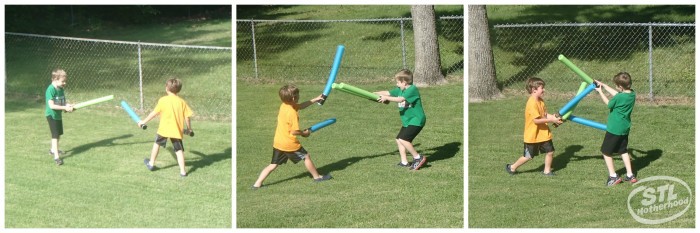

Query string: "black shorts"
[[523, 140, 555, 158], [271, 147, 308, 165], [601, 132, 629, 155], [46, 116, 63, 139], [396, 125, 423, 142], [155, 134, 184, 152]]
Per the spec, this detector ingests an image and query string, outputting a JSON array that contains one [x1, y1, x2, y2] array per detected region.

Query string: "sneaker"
[[396, 162, 411, 167], [143, 159, 154, 171], [251, 185, 266, 190], [410, 156, 427, 170], [623, 174, 638, 183], [180, 173, 187, 178], [314, 173, 333, 182], [606, 176, 622, 186], [542, 171, 556, 176], [54, 158, 63, 165], [505, 164, 515, 175]]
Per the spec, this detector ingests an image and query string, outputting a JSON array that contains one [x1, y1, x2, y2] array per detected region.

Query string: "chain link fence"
[[5, 32, 232, 120], [236, 16, 463, 83], [492, 23, 694, 102]]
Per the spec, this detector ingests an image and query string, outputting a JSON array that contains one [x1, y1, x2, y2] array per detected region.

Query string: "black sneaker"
[[623, 174, 638, 183], [396, 162, 411, 167], [606, 176, 622, 186], [314, 173, 332, 182], [48, 150, 64, 156], [144, 159, 154, 171], [505, 164, 515, 175], [54, 158, 63, 165], [410, 156, 427, 170]]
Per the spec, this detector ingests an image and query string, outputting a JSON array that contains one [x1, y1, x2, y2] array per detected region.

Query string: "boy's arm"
[[594, 80, 611, 105], [374, 90, 390, 96], [378, 95, 405, 103], [48, 100, 74, 112], [138, 111, 159, 127], [298, 95, 324, 110], [290, 129, 311, 137], [533, 113, 562, 125], [597, 81, 619, 96]]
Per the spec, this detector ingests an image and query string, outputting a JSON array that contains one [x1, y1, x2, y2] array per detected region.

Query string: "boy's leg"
[[147, 143, 160, 166], [175, 150, 186, 176], [395, 139, 409, 165], [50, 138, 60, 159], [303, 153, 322, 179], [603, 154, 617, 177], [397, 139, 421, 159], [510, 156, 531, 171], [543, 151, 554, 174], [253, 164, 278, 187], [620, 152, 634, 177]]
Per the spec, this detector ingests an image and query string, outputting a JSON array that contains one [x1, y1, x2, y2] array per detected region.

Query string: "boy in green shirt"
[[375, 69, 427, 170], [45, 68, 74, 165], [594, 72, 636, 186]]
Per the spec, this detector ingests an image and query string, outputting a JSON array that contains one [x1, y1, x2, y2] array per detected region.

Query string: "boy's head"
[[613, 72, 632, 90], [525, 77, 545, 94], [166, 78, 183, 94], [394, 69, 413, 89], [51, 68, 67, 88], [279, 84, 300, 104]]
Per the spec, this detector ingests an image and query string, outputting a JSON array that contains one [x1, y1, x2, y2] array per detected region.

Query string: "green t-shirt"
[[45, 84, 66, 120], [606, 91, 635, 135], [389, 85, 426, 127]]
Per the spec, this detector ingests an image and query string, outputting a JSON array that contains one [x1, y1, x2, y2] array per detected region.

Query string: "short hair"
[[51, 68, 67, 80], [166, 78, 183, 94], [394, 69, 413, 84], [613, 72, 632, 90], [525, 77, 545, 94], [279, 84, 299, 104]]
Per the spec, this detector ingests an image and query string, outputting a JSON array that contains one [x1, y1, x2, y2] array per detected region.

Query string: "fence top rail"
[[237, 15, 463, 23], [494, 22, 695, 28], [5, 32, 232, 50]]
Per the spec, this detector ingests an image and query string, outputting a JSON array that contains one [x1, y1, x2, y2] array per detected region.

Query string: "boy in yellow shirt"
[[139, 78, 194, 177], [506, 77, 562, 176], [252, 84, 332, 189]]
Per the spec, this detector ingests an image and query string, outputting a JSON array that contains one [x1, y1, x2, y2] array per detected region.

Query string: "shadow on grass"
[[616, 148, 663, 176], [63, 134, 141, 159], [186, 148, 232, 175], [521, 145, 583, 174], [266, 141, 462, 186]]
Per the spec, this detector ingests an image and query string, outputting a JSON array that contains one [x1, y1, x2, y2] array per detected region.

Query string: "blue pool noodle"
[[558, 83, 597, 115], [569, 115, 607, 131], [309, 118, 337, 132], [121, 100, 147, 129], [319, 45, 345, 105]]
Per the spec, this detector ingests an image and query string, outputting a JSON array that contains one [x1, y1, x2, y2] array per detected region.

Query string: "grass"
[[468, 95, 695, 228], [4, 99, 232, 228], [236, 81, 463, 228], [236, 5, 463, 82]]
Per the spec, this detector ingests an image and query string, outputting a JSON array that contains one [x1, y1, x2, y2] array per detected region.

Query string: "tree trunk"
[[411, 5, 446, 87], [468, 5, 502, 102]]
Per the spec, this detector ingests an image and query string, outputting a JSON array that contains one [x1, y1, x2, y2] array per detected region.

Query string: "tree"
[[468, 5, 502, 102], [411, 5, 447, 86]]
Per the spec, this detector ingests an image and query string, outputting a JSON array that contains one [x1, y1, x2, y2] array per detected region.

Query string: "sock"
[[413, 155, 422, 160], [610, 174, 618, 178]]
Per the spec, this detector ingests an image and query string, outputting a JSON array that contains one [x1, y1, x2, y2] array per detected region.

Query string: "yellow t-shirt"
[[523, 96, 552, 143], [154, 95, 193, 139], [273, 103, 301, 152]]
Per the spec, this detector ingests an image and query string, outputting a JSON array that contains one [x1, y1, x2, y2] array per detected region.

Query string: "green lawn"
[[236, 81, 463, 228], [4, 98, 232, 227], [468, 96, 695, 228]]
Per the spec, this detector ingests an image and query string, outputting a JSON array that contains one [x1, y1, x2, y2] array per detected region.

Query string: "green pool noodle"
[[73, 95, 114, 109], [335, 83, 380, 101], [558, 54, 594, 84], [332, 83, 368, 99]]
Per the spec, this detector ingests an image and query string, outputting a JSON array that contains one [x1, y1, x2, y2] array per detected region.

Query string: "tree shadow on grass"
[[63, 134, 140, 159], [521, 145, 583, 174]]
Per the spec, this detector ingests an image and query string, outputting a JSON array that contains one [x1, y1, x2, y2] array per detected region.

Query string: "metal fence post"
[[647, 25, 654, 101], [251, 19, 259, 79], [400, 19, 407, 69], [138, 41, 144, 110]]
